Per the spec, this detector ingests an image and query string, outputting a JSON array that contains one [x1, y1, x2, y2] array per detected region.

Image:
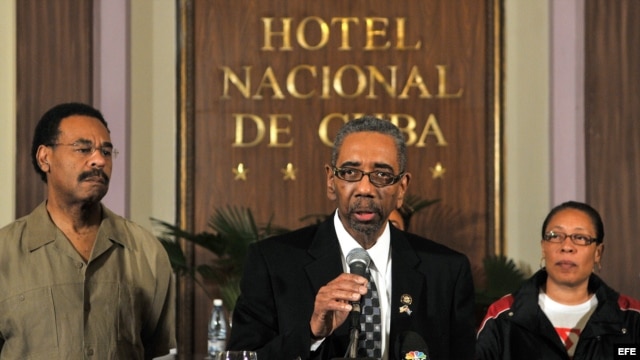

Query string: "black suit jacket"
[[228, 218, 476, 360]]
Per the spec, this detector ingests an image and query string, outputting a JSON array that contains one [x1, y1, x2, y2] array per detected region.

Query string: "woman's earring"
[[539, 257, 545, 269]]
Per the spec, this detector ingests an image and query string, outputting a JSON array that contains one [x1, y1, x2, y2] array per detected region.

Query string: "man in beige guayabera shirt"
[[0, 103, 175, 359]]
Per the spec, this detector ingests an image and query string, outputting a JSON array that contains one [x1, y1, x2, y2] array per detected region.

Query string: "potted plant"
[[152, 206, 289, 311]]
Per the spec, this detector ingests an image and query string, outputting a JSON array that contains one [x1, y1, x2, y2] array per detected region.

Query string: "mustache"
[[78, 169, 110, 184], [349, 198, 381, 215]]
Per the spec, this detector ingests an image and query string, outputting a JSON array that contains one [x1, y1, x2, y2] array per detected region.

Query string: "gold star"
[[281, 162, 297, 181], [429, 162, 446, 179], [232, 163, 248, 180]]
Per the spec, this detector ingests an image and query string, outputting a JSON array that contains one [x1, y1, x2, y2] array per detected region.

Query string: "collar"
[[24, 201, 130, 252], [333, 210, 391, 276]]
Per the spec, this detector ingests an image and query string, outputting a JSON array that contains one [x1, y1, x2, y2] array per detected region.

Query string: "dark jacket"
[[476, 269, 640, 360], [227, 218, 476, 360]]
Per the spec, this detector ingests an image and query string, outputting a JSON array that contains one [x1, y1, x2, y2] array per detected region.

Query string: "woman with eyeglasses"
[[476, 201, 640, 360]]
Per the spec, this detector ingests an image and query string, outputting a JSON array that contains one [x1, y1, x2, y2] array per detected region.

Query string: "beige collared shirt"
[[0, 202, 175, 360]]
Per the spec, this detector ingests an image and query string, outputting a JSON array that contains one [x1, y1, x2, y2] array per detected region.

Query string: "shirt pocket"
[[0, 287, 59, 358]]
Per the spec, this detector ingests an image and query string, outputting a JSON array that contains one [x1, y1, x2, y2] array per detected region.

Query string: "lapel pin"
[[399, 294, 413, 315]]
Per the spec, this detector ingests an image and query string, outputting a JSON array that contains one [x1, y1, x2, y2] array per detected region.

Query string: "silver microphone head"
[[346, 248, 370, 277]]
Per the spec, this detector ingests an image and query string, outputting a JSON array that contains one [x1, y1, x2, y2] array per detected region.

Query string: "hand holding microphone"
[[309, 249, 369, 340]]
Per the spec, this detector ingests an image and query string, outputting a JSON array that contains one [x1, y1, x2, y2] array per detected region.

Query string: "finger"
[[334, 272, 368, 284]]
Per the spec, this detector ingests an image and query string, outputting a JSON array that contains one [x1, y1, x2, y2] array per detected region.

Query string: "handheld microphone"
[[346, 248, 371, 323], [395, 331, 430, 360], [346, 248, 370, 278], [343, 248, 372, 358]]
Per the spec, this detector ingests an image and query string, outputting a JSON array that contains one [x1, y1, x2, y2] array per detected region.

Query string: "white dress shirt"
[[334, 210, 392, 360]]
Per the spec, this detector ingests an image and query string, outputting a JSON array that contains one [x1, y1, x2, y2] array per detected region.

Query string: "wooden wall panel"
[[180, 0, 502, 355], [585, 0, 640, 298], [16, 0, 93, 217]]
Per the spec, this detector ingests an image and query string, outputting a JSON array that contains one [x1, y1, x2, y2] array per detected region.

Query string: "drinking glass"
[[215, 351, 257, 360]]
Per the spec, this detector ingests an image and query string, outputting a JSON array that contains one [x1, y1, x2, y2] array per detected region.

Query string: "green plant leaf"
[[152, 205, 287, 311], [476, 255, 529, 305]]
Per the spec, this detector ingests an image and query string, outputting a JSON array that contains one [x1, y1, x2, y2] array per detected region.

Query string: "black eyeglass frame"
[[542, 231, 599, 246], [332, 166, 405, 188]]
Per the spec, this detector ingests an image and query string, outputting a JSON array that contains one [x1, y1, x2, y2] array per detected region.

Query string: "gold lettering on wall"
[[220, 64, 461, 100], [330, 17, 359, 50], [436, 65, 463, 98], [261, 18, 293, 51], [415, 114, 448, 146], [268, 114, 294, 147], [317, 113, 448, 147], [223, 14, 461, 152], [232, 114, 267, 147], [261, 16, 421, 51], [296, 16, 330, 50], [232, 114, 294, 148]]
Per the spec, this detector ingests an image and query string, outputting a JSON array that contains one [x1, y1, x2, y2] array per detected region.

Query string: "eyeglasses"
[[542, 231, 598, 246], [332, 167, 404, 187], [47, 142, 119, 159]]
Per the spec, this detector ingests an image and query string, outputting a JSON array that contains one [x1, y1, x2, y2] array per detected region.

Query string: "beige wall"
[[0, 0, 16, 226], [0, 0, 549, 272], [129, 0, 177, 230], [504, 0, 550, 272]]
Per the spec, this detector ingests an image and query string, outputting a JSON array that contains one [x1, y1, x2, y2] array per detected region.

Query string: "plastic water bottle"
[[207, 299, 227, 358]]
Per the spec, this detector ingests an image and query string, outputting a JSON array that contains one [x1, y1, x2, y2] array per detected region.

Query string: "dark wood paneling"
[[181, 0, 502, 355], [585, 0, 640, 298], [16, 0, 93, 217]]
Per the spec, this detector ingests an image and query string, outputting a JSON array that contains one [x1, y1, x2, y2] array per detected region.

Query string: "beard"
[[347, 198, 385, 236]]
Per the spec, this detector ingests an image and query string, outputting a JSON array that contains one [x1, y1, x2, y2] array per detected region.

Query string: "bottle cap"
[[213, 299, 223, 306]]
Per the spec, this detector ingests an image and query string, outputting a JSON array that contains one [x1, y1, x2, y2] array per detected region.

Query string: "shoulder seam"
[[477, 294, 515, 334]]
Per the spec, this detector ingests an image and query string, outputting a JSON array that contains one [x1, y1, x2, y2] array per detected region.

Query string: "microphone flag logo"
[[404, 351, 427, 359]]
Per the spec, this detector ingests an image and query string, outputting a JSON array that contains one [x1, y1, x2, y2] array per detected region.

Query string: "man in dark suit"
[[228, 116, 475, 360]]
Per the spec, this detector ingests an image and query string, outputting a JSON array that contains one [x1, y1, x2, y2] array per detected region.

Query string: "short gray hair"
[[331, 115, 407, 172]]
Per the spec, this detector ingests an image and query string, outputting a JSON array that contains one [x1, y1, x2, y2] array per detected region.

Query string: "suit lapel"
[[390, 230, 425, 339], [305, 219, 344, 291]]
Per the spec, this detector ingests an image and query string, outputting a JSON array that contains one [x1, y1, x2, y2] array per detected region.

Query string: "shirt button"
[[76, 262, 84, 269], [18, 294, 25, 301], [85, 348, 94, 356]]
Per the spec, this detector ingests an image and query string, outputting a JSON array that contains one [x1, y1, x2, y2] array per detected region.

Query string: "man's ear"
[[36, 145, 51, 172], [325, 165, 337, 201], [396, 172, 411, 208]]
